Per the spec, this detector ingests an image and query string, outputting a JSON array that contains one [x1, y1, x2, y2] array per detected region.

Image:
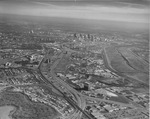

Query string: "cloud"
[[0, 0, 149, 23]]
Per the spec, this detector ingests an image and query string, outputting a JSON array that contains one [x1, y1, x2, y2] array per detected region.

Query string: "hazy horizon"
[[0, 0, 149, 24]]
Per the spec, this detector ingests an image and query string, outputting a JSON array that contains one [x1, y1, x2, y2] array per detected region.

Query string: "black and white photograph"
[[0, 0, 149, 119]]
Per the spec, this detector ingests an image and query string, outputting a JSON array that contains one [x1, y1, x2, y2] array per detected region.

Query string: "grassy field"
[[105, 47, 135, 73], [118, 47, 149, 73], [105, 46, 149, 84]]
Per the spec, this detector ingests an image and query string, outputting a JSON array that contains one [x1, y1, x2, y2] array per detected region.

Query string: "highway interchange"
[[37, 46, 148, 119]]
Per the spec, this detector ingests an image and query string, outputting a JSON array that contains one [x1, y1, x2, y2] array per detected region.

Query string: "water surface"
[[0, 106, 14, 119]]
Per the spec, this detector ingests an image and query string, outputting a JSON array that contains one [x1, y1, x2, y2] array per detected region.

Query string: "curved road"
[[38, 46, 148, 119]]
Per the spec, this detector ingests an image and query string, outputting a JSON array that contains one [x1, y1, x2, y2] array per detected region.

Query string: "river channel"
[[0, 106, 15, 119]]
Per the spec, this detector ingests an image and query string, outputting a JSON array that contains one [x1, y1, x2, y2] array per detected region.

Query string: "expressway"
[[38, 50, 92, 119], [38, 46, 148, 119]]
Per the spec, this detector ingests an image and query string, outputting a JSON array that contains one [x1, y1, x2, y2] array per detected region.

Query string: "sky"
[[0, 0, 149, 23]]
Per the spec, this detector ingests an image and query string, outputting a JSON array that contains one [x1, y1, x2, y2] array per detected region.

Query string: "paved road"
[[38, 46, 148, 119], [1, 45, 148, 118], [38, 49, 92, 119]]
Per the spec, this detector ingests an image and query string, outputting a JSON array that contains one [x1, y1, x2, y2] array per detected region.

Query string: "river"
[[0, 106, 15, 119]]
